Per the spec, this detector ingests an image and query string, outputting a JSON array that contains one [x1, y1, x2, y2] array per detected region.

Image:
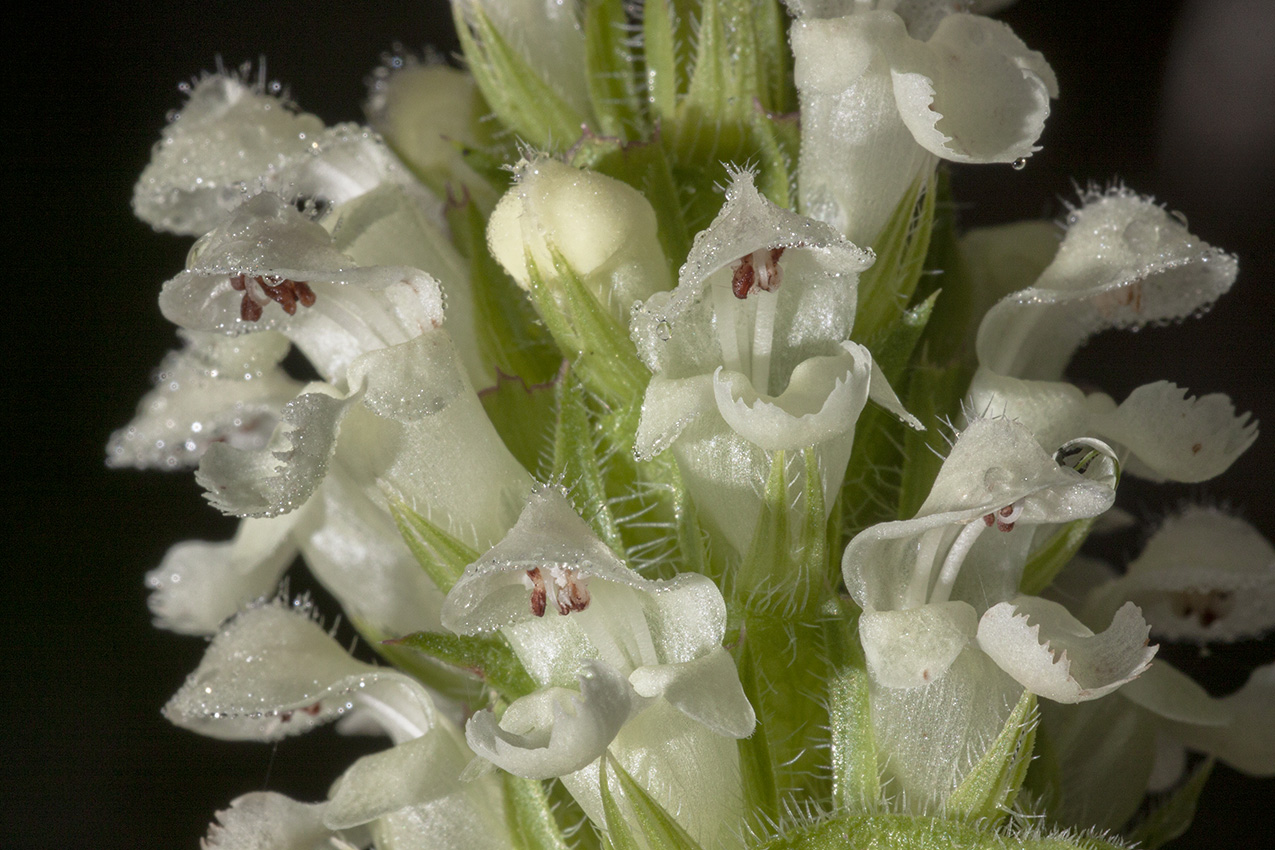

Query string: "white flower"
[[167, 602, 515, 850], [134, 71, 430, 236], [841, 417, 1154, 810], [630, 170, 918, 557], [1037, 537, 1275, 830], [130, 183, 529, 641], [789, 0, 1057, 244], [442, 489, 753, 849], [1081, 506, 1275, 644], [159, 192, 446, 385], [967, 188, 1256, 483], [106, 329, 300, 470]]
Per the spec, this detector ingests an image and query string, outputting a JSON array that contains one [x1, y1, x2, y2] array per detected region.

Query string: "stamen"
[[994, 502, 1023, 532], [524, 567, 547, 617], [730, 247, 786, 300], [751, 288, 778, 393], [548, 565, 591, 616], [981, 501, 1024, 532], [1170, 588, 1233, 629], [731, 253, 756, 299], [522, 565, 590, 617], [929, 518, 990, 604], [229, 272, 317, 323]]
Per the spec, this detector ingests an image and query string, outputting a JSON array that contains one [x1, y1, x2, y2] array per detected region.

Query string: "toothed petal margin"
[[201, 792, 339, 850], [977, 597, 1156, 703]]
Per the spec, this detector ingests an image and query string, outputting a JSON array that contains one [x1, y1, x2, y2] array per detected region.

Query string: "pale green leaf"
[[946, 689, 1038, 824], [584, 0, 646, 138], [480, 368, 562, 480], [853, 173, 937, 345], [446, 197, 561, 385], [602, 754, 705, 850], [454, 1, 589, 150], [552, 370, 625, 555], [824, 598, 879, 814], [503, 773, 574, 850], [390, 501, 480, 593], [390, 629, 537, 701]]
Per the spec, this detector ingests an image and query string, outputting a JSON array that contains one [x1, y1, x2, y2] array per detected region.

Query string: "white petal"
[[298, 473, 446, 640], [160, 193, 445, 383], [164, 602, 380, 740], [260, 124, 417, 212], [145, 514, 299, 635], [633, 375, 716, 461], [791, 11, 935, 244], [977, 597, 1156, 703], [327, 182, 487, 386], [133, 74, 324, 235], [465, 660, 635, 779], [560, 700, 747, 850], [1171, 663, 1275, 776], [365, 62, 495, 205], [1118, 660, 1229, 726], [843, 417, 1117, 613], [859, 601, 979, 688], [869, 647, 1024, 813], [1095, 506, 1275, 643], [712, 342, 872, 451], [629, 648, 756, 738], [964, 368, 1102, 452], [202, 792, 335, 850], [197, 385, 349, 518], [1093, 381, 1257, 483], [893, 14, 1055, 163], [487, 157, 671, 325], [443, 490, 724, 654], [959, 220, 1061, 351], [977, 188, 1238, 380], [324, 722, 471, 829], [1036, 691, 1157, 831], [631, 169, 865, 378], [339, 332, 534, 553], [369, 789, 511, 850], [106, 331, 300, 470]]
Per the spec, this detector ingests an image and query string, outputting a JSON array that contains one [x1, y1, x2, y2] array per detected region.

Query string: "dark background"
[[7, 1, 1274, 846]]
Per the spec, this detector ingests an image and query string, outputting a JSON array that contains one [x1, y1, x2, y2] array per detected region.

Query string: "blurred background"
[[6, 0, 1273, 846]]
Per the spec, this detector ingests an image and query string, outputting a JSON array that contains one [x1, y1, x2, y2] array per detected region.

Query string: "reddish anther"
[[732, 254, 757, 299], [526, 567, 547, 618], [229, 272, 317, 322], [730, 247, 786, 299], [554, 578, 591, 616]]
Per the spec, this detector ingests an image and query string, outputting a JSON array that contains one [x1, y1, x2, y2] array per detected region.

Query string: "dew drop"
[[656, 320, 672, 341], [1011, 157, 1028, 171], [1122, 218, 1162, 251]]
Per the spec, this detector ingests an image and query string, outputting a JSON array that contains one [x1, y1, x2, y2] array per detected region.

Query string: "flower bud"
[[365, 62, 496, 206], [487, 157, 671, 326]]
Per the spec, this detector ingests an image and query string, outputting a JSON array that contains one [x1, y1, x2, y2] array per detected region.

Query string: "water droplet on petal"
[[656, 320, 672, 341], [1011, 157, 1028, 171]]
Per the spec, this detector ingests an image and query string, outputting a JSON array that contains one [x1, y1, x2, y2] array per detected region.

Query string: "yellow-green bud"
[[487, 157, 671, 326]]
